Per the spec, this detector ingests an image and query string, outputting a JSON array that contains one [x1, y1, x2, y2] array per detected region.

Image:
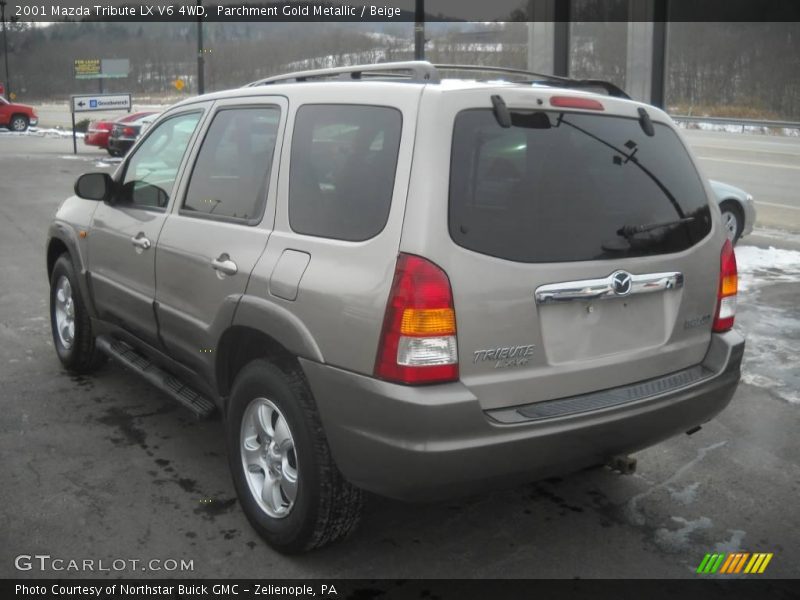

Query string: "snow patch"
[[654, 516, 713, 553], [735, 245, 800, 292], [0, 127, 84, 138], [675, 120, 800, 137]]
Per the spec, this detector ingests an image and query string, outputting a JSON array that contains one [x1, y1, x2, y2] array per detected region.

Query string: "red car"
[[84, 111, 157, 154], [0, 96, 38, 131]]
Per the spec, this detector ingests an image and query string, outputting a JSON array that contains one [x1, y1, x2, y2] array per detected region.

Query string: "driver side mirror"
[[74, 172, 114, 202]]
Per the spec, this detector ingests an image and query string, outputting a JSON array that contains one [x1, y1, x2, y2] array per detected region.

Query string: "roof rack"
[[246, 61, 440, 86], [244, 61, 629, 99], [432, 64, 630, 98]]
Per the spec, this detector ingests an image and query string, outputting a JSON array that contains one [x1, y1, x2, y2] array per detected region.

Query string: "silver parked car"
[[709, 179, 756, 244], [46, 62, 744, 553]]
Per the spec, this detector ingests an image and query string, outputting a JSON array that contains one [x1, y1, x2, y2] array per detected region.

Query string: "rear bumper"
[[107, 138, 135, 154], [301, 331, 744, 501], [84, 131, 109, 147]]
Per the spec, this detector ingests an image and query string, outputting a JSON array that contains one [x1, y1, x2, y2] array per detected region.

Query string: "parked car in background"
[[709, 179, 756, 244], [107, 112, 160, 156], [0, 97, 38, 131], [84, 111, 158, 154]]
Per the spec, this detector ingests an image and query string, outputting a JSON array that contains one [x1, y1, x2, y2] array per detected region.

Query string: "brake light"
[[375, 254, 459, 384], [122, 126, 136, 136], [713, 239, 738, 332], [550, 96, 605, 111]]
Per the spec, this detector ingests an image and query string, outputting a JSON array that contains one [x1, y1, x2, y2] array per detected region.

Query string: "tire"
[[720, 201, 743, 245], [49, 254, 106, 373], [107, 148, 121, 157], [9, 114, 29, 132], [226, 359, 363, 553]]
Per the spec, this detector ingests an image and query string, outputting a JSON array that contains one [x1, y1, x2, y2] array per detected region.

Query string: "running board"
[[96, 336, 216, 419]]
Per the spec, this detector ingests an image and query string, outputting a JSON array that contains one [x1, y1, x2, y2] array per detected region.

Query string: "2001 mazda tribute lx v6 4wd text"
[[46, 62, 744, 553]]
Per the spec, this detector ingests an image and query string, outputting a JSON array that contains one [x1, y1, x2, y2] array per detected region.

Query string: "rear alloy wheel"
[[227, 359, 363, 553], [240, 397, 299, 519], [10, 115, 29, 132], [720, 202, 743, 245]]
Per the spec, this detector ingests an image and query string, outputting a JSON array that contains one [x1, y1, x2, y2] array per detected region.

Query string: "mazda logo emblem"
[[611, 271, 633, 296]]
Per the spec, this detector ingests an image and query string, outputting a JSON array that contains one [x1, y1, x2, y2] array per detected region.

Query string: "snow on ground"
[[675, 120, 800, 137], [735, 243, 800, 404], [736, 244, 800, 292], [0, 127, 84, 138]]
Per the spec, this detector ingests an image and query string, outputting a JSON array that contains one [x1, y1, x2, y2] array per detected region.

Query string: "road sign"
[[71, 93, 132, 113], [173, 79, 185, 91]]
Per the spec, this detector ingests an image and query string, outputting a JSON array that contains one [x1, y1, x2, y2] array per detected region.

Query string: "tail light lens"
[[122, 126, 136, 136], [713, 239, 738, 332], [375, 254, 459, 385]]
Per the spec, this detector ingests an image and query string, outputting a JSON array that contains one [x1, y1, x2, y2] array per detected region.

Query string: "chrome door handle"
[[211, 254, 238, 276], [131, 233, 151, 250]]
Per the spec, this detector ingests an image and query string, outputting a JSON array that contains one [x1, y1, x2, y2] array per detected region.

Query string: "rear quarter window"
[[449, 109, 712, 263], [288, 104, 402, 242]]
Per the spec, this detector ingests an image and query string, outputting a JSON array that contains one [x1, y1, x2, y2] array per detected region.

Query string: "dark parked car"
[[85, 111, 158, 154], [107, 112, 159, 156]]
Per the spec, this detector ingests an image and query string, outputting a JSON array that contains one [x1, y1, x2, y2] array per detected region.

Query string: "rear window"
[[449, 109, 711, 263]]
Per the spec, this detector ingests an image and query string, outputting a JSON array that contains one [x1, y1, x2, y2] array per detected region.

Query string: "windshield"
[[448, 109, 712, 263]]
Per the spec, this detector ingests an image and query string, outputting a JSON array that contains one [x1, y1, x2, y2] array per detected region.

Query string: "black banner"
[[6, 0, 800, 23], [3, 579, 800, 600]]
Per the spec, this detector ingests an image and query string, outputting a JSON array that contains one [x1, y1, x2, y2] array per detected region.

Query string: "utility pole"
[[196, 0, 205, 94], [414, 0, 425, 60], [0, 0, 10, 98]]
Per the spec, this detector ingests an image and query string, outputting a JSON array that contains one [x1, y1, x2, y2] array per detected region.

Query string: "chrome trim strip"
[[534, 271, 683, 305]]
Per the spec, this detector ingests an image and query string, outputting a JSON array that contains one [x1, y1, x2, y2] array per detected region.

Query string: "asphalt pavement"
[[0, 134, 798, 579]]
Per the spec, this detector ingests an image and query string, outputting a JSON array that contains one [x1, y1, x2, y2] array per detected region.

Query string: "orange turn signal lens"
[[721, 274, 738, 297], [400, 308, 456, 336]]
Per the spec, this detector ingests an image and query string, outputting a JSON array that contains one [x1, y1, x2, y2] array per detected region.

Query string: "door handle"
[[211, 253, 238, 276], [131, 233, 152, 251]]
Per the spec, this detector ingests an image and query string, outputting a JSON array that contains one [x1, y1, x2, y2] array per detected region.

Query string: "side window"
[[183, 107, 280, 221], [289, 104, 402, 241], [119, 112, 202, 209]]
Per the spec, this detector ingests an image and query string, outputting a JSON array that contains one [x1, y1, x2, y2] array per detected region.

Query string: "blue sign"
[[89, 99, 98, 108]]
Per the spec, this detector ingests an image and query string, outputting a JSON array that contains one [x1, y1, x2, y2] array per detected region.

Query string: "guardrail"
[[671, 115, 800, 131]]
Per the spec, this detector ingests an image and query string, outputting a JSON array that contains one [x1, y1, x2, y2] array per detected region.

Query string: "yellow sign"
[[173, 79, 185, 91], [9, 92, 16, 100], [74, 59, 101, 79]]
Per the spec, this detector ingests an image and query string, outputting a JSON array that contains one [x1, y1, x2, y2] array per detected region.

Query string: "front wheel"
[[720, 202, 743, 245], [226, 359, 363, 553], [9, 115, 29, 132], [49, 254, 106, 373]]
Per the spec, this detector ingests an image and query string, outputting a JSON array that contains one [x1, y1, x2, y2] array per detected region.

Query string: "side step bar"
[[96, 336, 216, 419]]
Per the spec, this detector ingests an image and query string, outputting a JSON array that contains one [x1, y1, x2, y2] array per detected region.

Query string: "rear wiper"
[[617, 217, 695, 238]]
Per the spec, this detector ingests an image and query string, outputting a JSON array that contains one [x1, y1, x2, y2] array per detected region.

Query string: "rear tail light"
[[122, 126, 136, 136], [550, 96, 605, 111], [375, 254, 459, 385], [713, 239, 738, 332]]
